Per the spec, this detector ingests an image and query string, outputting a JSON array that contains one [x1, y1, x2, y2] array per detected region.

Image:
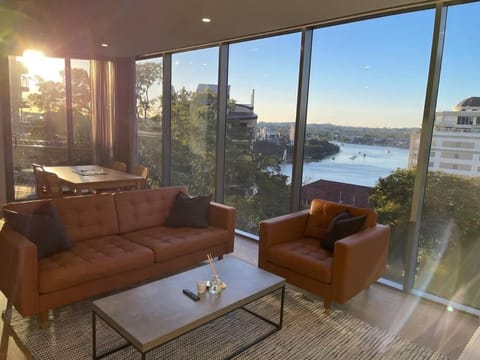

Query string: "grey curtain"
[[91, 57, 136, 170], [91, 60, 114, 166], [113, 57, 137, 171]]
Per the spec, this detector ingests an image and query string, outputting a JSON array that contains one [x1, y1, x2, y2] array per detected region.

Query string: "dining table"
[[44, 165, 144, 194]]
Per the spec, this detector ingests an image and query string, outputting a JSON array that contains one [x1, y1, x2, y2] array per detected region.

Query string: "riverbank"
[[280, 142, 409, 187]]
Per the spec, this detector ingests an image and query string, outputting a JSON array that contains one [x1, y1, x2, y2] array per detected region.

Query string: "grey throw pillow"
[[165, 192, 212, 228], [4, 202, 73, 258]]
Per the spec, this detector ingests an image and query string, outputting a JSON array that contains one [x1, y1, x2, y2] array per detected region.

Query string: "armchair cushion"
[[267, 238, 334, 283], [321, 212, 366, 252]]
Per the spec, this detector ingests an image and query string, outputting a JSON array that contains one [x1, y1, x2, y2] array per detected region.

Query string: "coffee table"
[[92, 257, 286, 359]]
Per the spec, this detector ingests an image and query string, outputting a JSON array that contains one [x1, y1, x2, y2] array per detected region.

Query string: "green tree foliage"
[[371, 168, 480, 255], [136, 61, 162, 119], [170, 87, 217, 195], [26, 69, 91, 143], [370, 168, 415, 227], [28, 76, 65, 113], [372, 168, 480, 307], [136, 61, 163, 187]]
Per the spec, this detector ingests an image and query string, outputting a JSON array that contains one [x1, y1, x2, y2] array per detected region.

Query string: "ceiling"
[[2, 0, 432, 59]]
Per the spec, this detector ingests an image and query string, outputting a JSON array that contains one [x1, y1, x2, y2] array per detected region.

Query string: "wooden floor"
[[1, 235, 479, 359]]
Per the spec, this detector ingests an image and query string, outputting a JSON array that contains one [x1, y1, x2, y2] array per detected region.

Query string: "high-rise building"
[[409, 97, 480, 175]]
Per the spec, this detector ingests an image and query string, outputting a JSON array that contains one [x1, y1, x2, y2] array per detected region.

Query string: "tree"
[[136, 61, 162, 119], [27, 68, 92, 146]]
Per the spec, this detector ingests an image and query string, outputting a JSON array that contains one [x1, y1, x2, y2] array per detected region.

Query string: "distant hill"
[[257, 122, 415, 148]]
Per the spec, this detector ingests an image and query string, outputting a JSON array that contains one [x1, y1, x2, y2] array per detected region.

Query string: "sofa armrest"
[[0, 224, 39, 316], [259, 210, 310, 268], [332, 224, 390, 303], [208, 202, 236, 253]]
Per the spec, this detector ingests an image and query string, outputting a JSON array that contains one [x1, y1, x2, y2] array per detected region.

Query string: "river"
[[280, 143, 410, 187]]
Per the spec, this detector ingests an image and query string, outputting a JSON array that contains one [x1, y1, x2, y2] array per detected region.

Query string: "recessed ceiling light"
[[201, 18, 211, 23], [100, 43, 109, 47]]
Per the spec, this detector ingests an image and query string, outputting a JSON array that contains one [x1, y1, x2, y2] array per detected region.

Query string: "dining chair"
[[33, 168, 64, 199], [111, 161, 127, 172], [131, 165, 149, 189], [32, 163, 43, 174]]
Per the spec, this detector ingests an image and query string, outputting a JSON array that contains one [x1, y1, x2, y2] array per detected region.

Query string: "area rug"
[[8, 289, 449, 359]]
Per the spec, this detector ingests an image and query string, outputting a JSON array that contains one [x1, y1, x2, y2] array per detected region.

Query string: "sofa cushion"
[[38, 235, 154, 294], [321, 212, 366, 252], [304, 199, 377, 239], [122, 225, 229, 262], [3, 202, 73, 258], [267, 238, 334, 283], [165, 192, 212, 228], [51, 194, 119, 242], [115, 186, 187, 233]]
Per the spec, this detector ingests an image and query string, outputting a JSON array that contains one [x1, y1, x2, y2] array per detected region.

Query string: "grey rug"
[[9, 289, 449, 359]]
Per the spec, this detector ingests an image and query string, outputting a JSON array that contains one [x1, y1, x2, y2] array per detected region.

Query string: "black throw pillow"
[[321, 212, 366, 252], [3, 202, 73, 258], [165, 192, 212, 228]]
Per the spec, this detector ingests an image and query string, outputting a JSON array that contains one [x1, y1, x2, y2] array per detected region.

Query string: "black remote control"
[[183, 289, 200, 301]]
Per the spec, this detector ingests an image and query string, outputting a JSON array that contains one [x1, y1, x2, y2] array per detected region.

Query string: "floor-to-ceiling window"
[[136, 57, 163, 187], [301, 10, 435, 286], [225, 34, 301, 235], [415, 2, 480, 310], [71, 59, 93, 164], [8, 54, 95, 200], [9, 53, 68, 199], [171, 47, 219, 195]]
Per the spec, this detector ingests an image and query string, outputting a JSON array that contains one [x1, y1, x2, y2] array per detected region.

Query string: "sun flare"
[[20, 50, 64, 82]]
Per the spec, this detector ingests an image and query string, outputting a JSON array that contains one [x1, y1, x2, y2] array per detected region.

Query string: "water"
[[280, 143, 409, 187]]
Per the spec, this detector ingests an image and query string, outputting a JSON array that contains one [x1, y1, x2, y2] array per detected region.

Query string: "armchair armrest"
[[259, 210, 310, 267], [0, 224, 39, 316], [332, 224, 390, 303], [208, 202, 236, 253]]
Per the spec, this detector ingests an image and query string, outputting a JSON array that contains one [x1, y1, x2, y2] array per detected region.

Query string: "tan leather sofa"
[[258, 199, 390, 312], [0, 186, 235, 325]]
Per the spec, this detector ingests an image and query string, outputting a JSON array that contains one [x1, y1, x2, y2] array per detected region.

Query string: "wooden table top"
[[92, 257, 285, 353], [44, 165, 144, 191]]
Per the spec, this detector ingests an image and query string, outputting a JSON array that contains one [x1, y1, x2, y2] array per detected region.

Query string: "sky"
[[19, 2, 480, 129], [169, 2, 479, 128]]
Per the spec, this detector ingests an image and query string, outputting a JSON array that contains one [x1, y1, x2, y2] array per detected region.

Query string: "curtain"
[[113, 58, 137, 170], [91, 60, 114, 166], [90, 57, 136, 169]]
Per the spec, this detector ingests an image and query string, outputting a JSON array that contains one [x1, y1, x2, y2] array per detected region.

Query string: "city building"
[[409, 97, 480, 175]]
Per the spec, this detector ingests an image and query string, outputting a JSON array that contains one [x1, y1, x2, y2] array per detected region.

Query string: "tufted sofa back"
[[52, 194, 119, 242], [114, 186, 187, 233]]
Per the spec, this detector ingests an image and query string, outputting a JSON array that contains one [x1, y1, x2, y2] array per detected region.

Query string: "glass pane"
[[9, 53, 67, 200], [136, 57, 163, 188], [226, 33, 301, 234], [301, 11, 434, 285], [71, 59, 93, 164], [171, 48, 218, 195], [415, 2, 480, 309]]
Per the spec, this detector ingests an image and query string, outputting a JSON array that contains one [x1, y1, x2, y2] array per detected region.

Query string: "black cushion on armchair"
[[321, 212, 366, 252]]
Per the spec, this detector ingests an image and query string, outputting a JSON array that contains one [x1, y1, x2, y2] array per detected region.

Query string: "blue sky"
[[19, 3, 480, 129], [170, 2, 479, 128]]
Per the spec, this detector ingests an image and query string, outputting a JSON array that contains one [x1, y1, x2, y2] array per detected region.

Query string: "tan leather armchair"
[[259, 199, 390, 312]]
